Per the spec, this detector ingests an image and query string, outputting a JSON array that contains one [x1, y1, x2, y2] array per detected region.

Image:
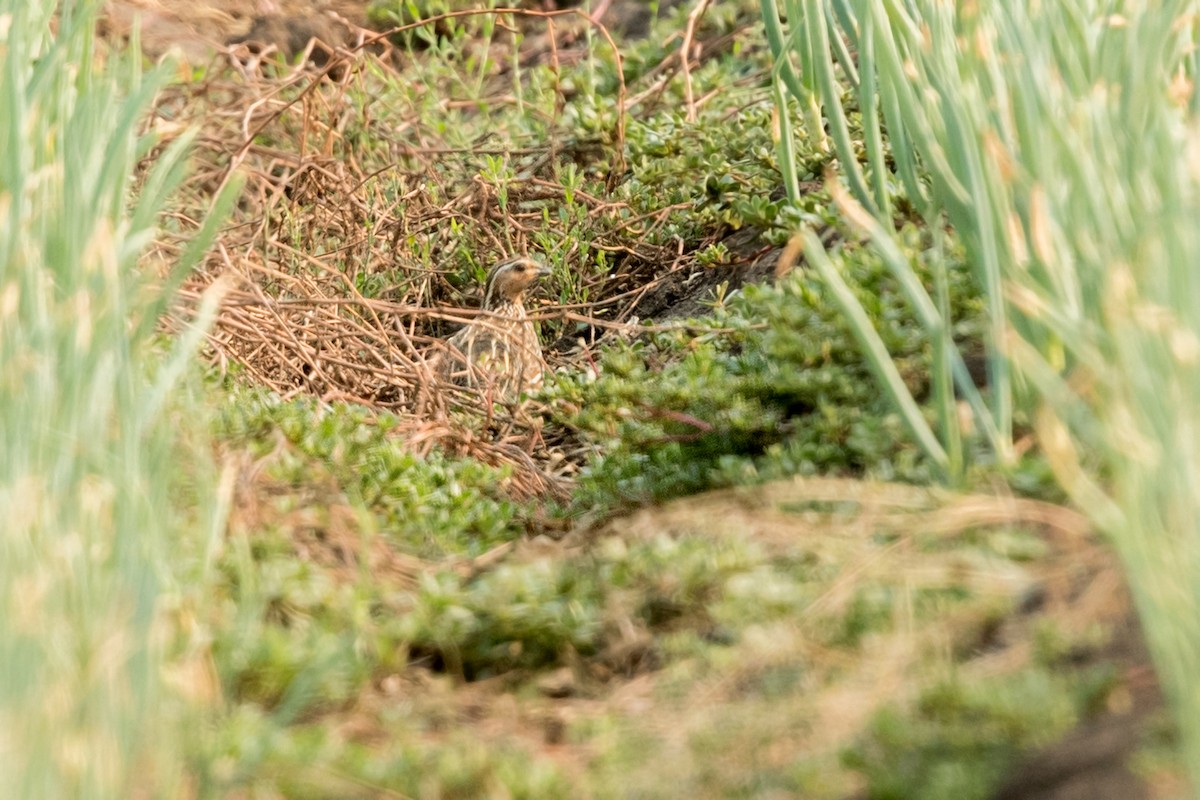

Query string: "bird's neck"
[[487, 292, 525, 315]]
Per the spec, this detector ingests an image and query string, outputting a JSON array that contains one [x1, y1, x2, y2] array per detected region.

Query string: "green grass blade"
[[803, 228, 950, 475], [802, 0, 877, 215]]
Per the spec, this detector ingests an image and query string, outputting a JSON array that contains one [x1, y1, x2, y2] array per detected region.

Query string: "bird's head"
[[482, 256, 552, 307]]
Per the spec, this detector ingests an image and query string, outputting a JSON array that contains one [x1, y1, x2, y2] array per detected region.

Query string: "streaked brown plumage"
[[437, 256, 551, 400]]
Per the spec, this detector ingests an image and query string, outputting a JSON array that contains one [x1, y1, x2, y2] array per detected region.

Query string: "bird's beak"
[[536, 264, 552, 277]]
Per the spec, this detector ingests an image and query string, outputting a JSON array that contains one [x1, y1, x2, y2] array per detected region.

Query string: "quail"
[[437, 256, 552, 400]]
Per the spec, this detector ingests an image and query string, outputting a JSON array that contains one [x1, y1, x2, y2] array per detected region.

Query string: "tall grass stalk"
[[0, 2, 236, 796], [766, 0, 1200, 788], [763, 0, 1016, 473]]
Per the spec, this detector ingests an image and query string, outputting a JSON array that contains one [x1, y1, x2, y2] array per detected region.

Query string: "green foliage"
[[844, 670, 1087, 800], [367, 0, 492, 25], [387, 533, 758, 679], [557, 229, 985, 508], [216, 388, 526, 557], [394, 565, 603, 678], [366, 0, 500, 50], [619, 102, 827, 245], [603, 533, 757, 624], [205, 708, 574, 800], [198, 375, 1133, 799]]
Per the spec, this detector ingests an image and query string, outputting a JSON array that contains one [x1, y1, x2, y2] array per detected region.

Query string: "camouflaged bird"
[[437, 256, 551, 400]]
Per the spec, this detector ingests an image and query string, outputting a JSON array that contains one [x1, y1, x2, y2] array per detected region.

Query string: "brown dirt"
[[630, 225, 782, 322], [102, 0, 367, 62], [102, 0, 687, 64], [994, 612, 1172, 800]]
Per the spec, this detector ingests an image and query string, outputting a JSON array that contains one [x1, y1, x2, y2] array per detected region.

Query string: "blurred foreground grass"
[[0, 1, 236, 795]]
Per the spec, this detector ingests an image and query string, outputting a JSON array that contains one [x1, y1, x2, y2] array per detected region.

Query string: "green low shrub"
[[555, 228, 984, 509]]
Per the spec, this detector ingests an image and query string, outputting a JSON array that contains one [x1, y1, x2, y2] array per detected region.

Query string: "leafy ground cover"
[[21, 0, 1187, 797], [198, 386, 1153, 797]]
